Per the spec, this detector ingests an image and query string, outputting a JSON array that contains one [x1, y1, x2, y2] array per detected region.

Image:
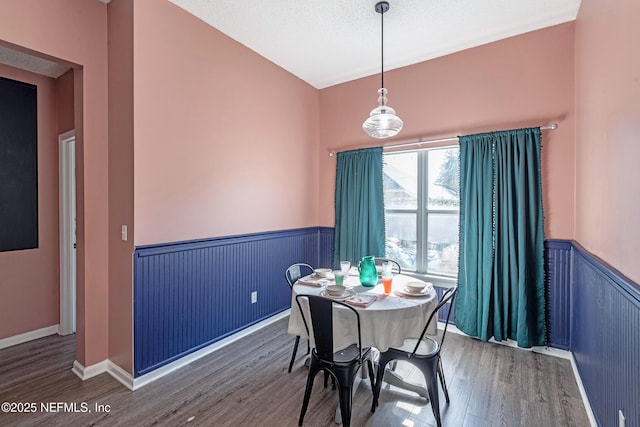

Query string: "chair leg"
[[299, 363, 320, 426], [367, 359, 376, 392], [288, 335, 300, 373], [322, 371, 336, 389], [427, 374, 442, 427], [419, 362, 442, 427], [371, 356, 391, 413], [322, 371, 337, 390], [337, 383, 353, 427], [437, 358, 450, 404]]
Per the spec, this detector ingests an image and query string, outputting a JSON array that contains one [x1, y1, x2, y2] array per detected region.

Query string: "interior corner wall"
[[318, 23, 576, 241], [107, 0, 135, 375], [0, 64, 59, 339], [574, 0, 640, 285], [73, 67, 87, 365], [131, 0, 320, 247]]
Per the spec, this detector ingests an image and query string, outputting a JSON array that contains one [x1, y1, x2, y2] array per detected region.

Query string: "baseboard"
[[72, 359, 109, 380], [439, 321, 568, 355], [567, 352, 598, 427], [130, 310, 290, 390], [440, 322, 596, 426], [71, 359, 135, 390], [70, 311, 290, 391], [0, 325, 59, 350], [107, 360, 135, 390]]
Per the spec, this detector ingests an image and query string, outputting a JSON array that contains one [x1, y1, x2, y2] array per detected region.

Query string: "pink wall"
[[319, 23, 576, 240], [56, 70, 75, 134], [0, 0, 110, 367], [575, 0, 640, 284], [107, 0, 135, 373], [0, 64, 59, 339], [132, 0, 320, 246]]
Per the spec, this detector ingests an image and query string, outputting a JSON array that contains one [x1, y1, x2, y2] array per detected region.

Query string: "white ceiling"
[[0, 0, 581, 87], [169, 0, 581, 89]]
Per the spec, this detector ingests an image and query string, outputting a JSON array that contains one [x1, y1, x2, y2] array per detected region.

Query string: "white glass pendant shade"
[[362, 88, 403, 139]]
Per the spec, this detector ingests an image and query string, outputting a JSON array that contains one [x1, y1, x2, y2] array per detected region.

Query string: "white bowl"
[[405, 281, 427, 293], [314, 268, 332, 278], [326, 285, 346, 296]]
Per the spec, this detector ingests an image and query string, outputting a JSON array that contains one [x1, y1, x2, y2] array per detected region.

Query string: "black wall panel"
[[0, 76, 38, 252]]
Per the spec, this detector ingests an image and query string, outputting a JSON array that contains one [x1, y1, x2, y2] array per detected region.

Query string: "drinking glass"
[[334, 270, 345, 285], [340, 260, 351, 277], [382, 262, 393, 294], [382, 275, 393, 294]]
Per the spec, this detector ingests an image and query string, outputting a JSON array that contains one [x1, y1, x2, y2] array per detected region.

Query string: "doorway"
[[58, 130, 76, 336]]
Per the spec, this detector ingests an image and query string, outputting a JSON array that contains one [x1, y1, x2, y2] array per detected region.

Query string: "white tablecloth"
[[287, 273, 438, 352]]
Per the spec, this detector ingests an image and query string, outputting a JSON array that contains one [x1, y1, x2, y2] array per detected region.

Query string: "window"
[[383, 147, 459, 278]]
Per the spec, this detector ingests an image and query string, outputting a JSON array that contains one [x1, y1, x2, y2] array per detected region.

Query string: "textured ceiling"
[[0, 0, 581, 87], [169, 0, 581, 89], [0, 45, 70, 78]]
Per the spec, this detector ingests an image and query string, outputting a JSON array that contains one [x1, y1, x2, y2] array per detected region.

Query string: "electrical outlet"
[[121, 225, 128, 241], [619, 410, 625, 427], [251, 291, 257, 304]]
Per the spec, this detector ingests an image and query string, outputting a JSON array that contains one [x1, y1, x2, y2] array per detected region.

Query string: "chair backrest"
[[295, 294, 364, 363], [412, 286, 457, 356], [285, 263, 314, 289], [374, 257, 402, 274]]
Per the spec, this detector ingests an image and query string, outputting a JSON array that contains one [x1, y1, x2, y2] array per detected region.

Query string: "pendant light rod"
[[377, 1, 387, 90]]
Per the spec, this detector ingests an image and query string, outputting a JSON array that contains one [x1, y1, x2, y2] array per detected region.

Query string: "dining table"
[[287, 268, 439, 417]]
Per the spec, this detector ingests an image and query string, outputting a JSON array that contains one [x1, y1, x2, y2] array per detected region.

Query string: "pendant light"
[[362, 1, 403, 139]]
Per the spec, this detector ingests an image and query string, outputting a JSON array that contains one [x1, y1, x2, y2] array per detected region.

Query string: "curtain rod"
[[328, 123, 558, 156]]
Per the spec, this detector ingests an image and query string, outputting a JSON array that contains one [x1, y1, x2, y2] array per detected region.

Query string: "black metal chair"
[[371, 286, 457, 427], [295, 294, 376, 427], [285, 263, 314, 373], [374, 257, 402, 274]]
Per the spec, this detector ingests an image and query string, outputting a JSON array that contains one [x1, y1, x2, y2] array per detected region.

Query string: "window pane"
[[385, 212, 416, 271], [428, 148, 459, 210], [383, 146, 460, 279], [384, 152, 417, 210], [426, 213, 459, 276]]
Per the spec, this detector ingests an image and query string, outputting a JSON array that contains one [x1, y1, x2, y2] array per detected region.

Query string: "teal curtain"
[[455, 128, 546, 347], [333, 147, 385, 268]]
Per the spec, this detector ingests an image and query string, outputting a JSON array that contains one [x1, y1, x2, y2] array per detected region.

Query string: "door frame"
[[58, 130, 76, 335]]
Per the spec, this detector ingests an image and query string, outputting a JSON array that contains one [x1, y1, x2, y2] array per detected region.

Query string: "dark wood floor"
[[0, 318, 590, 426]]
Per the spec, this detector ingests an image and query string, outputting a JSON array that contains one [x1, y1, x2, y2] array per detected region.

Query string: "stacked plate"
[[321, 285, 354, 300], [314, 268, 334, 279], [395, 281, 433, 297]]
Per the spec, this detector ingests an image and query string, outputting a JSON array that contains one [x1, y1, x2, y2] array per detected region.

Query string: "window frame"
[[383, 146, 459, 286]]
